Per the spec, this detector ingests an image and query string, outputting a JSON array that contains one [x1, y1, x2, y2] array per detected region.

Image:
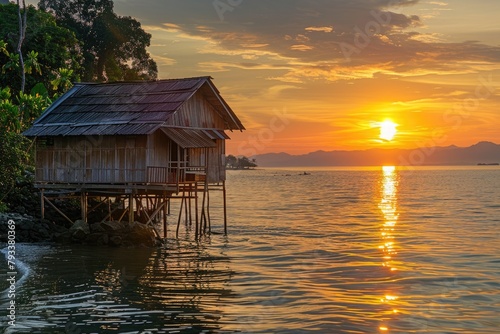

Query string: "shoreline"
[[0, 213, 158, 247]]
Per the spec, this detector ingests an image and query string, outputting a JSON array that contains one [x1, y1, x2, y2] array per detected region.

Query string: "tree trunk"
[[16, 0, 27, 93]]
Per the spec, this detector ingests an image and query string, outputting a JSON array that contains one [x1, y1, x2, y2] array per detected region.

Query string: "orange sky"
[[28, 0, 500, 155]]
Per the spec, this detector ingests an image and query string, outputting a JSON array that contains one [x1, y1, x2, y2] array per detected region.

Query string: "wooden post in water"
[[107, 197, 111, 222], [223, 181, 228, 235], [40, 188, 45, 219], [194, 181, 199, 233], [184, 188, 189, 225], [200, 149, 209, 236], [81, 191, 87, 223], [176, 194, 184, 238], [163, 197, 168, 239], [206, 186, 211, 234], [188, 184, 193, 226], [128, 193, 134, 224]]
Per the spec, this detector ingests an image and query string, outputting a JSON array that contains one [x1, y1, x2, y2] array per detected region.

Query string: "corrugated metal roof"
[[161, 128, 217, 148], [24, 76, 244, 137], [203, 129, 230, 140]]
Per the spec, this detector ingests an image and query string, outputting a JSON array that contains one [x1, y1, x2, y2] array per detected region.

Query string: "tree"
[[226, 155, 257, 169], [38, 0, 158, 82], [237, 156, 258, 169], [0, 3, 80, 210], [0, 3, 81, 96], [226, 154, 237, 169], [15, 0, 28, 93]]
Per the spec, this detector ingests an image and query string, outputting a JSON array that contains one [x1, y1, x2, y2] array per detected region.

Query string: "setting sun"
[[379, 121, 397, 141]]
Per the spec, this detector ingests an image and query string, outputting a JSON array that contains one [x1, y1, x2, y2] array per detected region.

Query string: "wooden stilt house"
[[23, 76, 245, 238]]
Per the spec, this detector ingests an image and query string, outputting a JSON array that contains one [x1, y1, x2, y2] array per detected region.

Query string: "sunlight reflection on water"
[[1, 166, 499, 333], [378, 165, 401, 333]]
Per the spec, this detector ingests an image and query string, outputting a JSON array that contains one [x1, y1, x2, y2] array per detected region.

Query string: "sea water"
[[1, 166, 499, 333]]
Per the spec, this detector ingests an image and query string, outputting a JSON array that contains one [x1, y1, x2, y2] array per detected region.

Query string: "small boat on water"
[[477, 163, 499, 165]]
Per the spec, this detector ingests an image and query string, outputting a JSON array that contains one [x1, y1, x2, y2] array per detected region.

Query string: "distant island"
[[226, 155, 258, 169], [251, 141, 500, 167]]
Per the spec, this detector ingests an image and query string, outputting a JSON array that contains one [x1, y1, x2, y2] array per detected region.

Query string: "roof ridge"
[[76, 76, 213, 86]]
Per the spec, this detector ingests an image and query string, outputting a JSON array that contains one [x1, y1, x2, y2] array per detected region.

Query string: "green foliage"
[[0, 82, 46, 209], [0, 131, 31, 204], [39, 0, 158, 82], [0, 87, 20, 132], [25, 50, 42, 75], [0, 3, 81, 96], [0, 3, 84, 213], [0, 83, 51, 133], [18, 89, 52, 131], [50, 68, 74, 91], [0, 201, 8, 213], [0, 40, 8, 56], [2, 53, 20, 73], [0, 1, 157, 212], [0, 85, 48, 211]]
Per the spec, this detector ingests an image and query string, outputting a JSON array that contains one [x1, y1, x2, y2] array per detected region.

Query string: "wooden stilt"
[[194, 182, 199, 229], [163, 197, 168, 239], [201, 148, 209, 235], [183, 188, 188, 225], [44, 196, 74, 225], [139, 202, 162, 240], [135, 196, 142, 221], [223, 181, 228, 235], [118, 207, 128, 223], [206, 186, 211, 233], [107, 197, 112, 221], [100, 205, 120, 223], [81, 191, 87, 223], [41, 188, 45, 219], [176, 194, 184, 238], [128, 193, 134, 224], [87, 197, 107, 215], [188, 184, 193, 226], [200, 187, 207, 237]]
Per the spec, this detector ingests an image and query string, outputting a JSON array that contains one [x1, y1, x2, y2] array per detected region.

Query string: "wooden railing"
[[35, 160, 206, 185], [35, 168, 146, 184], [147, 163, 206, 184]]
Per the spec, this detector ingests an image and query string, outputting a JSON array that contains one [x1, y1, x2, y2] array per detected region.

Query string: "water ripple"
[[1, 167, 499, 333]]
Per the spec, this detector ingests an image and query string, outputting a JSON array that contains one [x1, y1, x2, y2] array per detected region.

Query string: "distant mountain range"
[[253, 141, 500, 167]]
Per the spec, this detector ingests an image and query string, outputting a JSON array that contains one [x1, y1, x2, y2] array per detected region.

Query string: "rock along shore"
[[0, 213, 158, 247]]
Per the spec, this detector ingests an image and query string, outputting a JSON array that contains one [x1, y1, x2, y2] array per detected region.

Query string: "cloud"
[[36, 0, 499, 84], [305, 26, 334, 33], [115, 0, 500, 83], [153, 55, 177, 66]]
